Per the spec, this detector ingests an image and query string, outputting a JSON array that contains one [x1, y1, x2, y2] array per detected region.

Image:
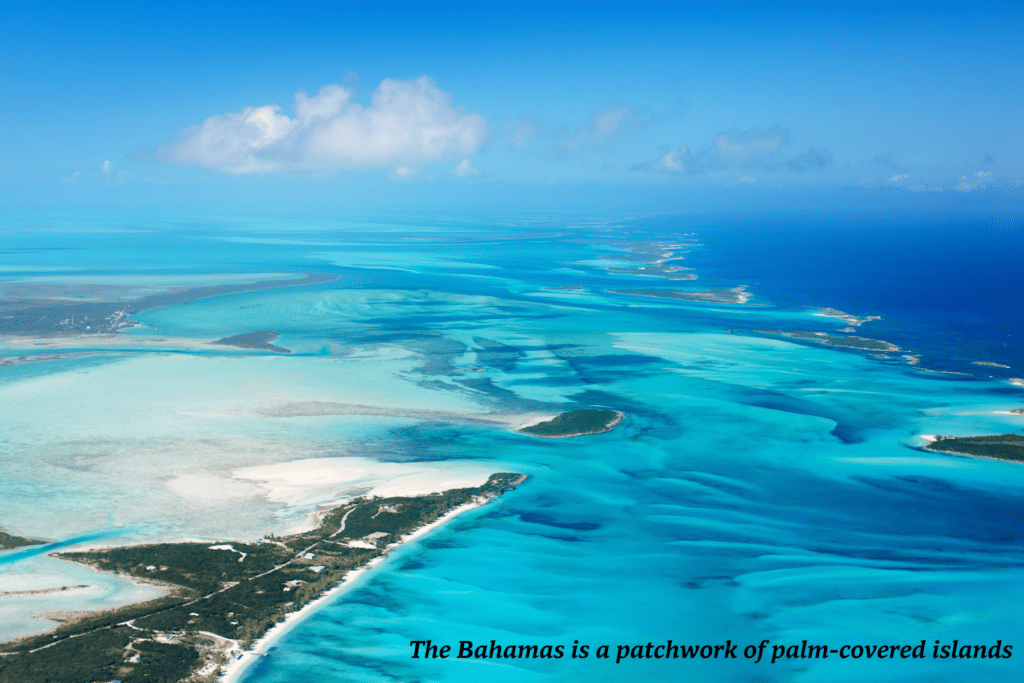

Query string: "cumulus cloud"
[[158, 76, 488, 174], [452, 158, 482, 178], [635, 124, 831, 175]]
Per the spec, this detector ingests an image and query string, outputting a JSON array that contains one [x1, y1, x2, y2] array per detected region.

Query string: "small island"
[[756, 329, 900, 352], [0, 474, 525, 683], [973, 361, 1011, 369], [925, 434, 1024, 463], [518, 409, 623, 438], [212, 329, 292, 354], [608, 286, 749, 304], [0, 530, 46, 551]]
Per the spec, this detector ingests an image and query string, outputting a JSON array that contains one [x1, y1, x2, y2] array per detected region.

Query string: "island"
[[212, 330, 292, 354], [973, 361, 1011, 369], [0, 473, 526, 683], [608, 286, 750, 304], [813, 307, 881, 329], [0, 530, 46, 550], [756, 329, 900, 352], [0, 273, 339, 337], [924, 434, 1024, 463], [518, 409, 623, 438], [1009, 409, 1024, 415]]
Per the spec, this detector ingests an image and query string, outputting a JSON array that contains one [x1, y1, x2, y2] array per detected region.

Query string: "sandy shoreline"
[[519, 412, 625, 439], [218, 497, 492, 682]]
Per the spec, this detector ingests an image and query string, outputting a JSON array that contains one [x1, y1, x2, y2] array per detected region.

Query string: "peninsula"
[[0, 474, 525, 683], [0, 531, 46, 551], [518, 409, 623, 438]]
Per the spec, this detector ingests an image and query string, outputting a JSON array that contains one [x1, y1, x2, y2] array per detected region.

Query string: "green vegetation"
[[608, 287, 748, 304], [755, 329, 899, 352], [212, 329, 292, 354], [0, 473, 524, 683], [0, 530, 46, 550], [926, 434, 1024, 462], [519, 409, 622, 438]]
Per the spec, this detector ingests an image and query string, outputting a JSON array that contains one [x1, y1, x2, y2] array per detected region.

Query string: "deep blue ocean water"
[[1, 210, 1022, 682]]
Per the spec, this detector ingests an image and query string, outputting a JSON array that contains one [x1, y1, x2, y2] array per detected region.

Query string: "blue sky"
[[2, 1, 1021, 215]]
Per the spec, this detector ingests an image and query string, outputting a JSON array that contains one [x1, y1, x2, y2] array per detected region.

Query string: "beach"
[[218, 496, 494, 682]]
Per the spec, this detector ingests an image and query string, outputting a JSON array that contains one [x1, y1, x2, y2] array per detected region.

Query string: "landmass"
[[212, 330, 292, 354], [596, 240, 699, 280], [0, 474, 525, 683], [924, 434, 1024, 463], [1009, 378, 1024, 388], [542, 286, 585, 292], [0, 273, 339, 337], [609, 286, 750, 304], [973, 361, 1011, 369], [518, 409, 623, 438], [813, 307, 881, 329], [1009, 409, 1024, 415], [0, 530, 46, 550], [755, 329, 900, 352]]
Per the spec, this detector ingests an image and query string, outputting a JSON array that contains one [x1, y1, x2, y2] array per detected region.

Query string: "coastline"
[[918, 434, 1024, 464], [218, 497, 493, 683], [520, 412, 624, 439]]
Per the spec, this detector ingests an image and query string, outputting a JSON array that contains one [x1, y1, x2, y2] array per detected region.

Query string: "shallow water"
[[1, 213, 1021, 681]]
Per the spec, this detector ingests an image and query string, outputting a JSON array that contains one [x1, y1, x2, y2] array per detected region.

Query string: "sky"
[[2, 0, 1021, 217]]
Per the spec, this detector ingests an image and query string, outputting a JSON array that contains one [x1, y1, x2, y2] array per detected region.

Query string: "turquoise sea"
[[1, 212, 1022, 682]]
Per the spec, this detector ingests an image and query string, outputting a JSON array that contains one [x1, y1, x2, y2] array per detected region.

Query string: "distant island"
[[756, 329, 900, 352], [0, 273, 339, 338], [596, 239, 700, 281], [608, 286, 750, 304], [0, 474, 525, 683], [0, 530, 46, 551], [518, 409, 623, 438], [925, 434, 1024, 463], [973, 361, 1011, 369], [212, 330, 292, 354]]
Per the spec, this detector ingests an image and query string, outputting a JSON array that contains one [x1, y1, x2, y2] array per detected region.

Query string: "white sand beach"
[[218, 497, 492, 682]]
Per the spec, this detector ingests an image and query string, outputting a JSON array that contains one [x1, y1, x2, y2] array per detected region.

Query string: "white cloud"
[[889, 173, 909, 182], [635, 125, 831, 175], [558, 104, 641, 152], [102, 160, 111, 173], [645, 147, 687, 173], [955, 171, 994, 192], [63, 170, 81, 184], [712, 125, 788, 161], [391, 166, 417, 179], [452, 158, 482, 178], [158, 76, 488, 175], [506, 117, 543, 149]]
